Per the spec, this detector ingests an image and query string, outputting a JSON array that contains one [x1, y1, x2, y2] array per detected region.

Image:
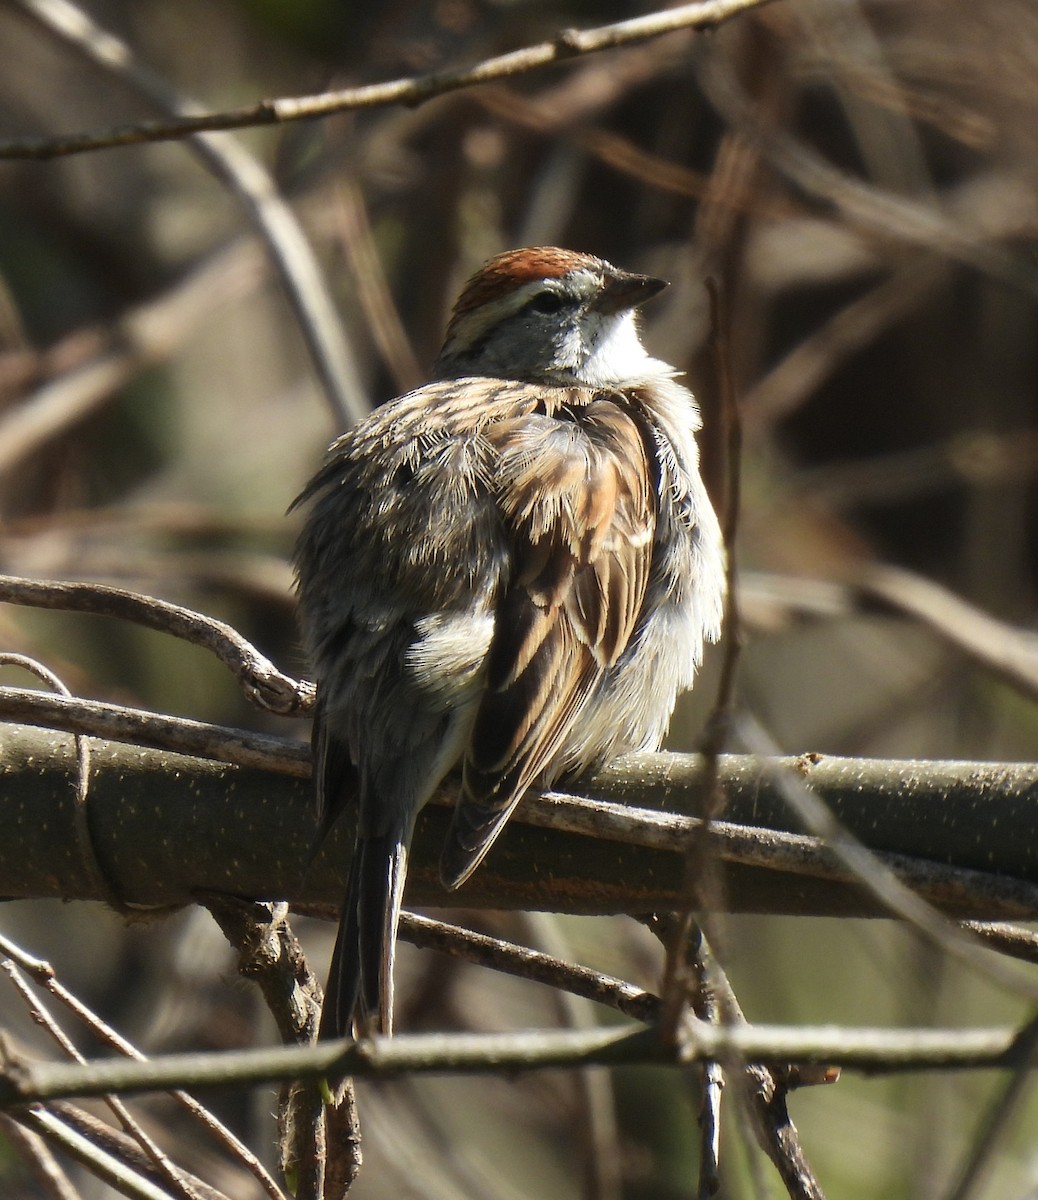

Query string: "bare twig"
[[658, 272, 744, 1042], [0, 1112, 79, 1200], [3, 960, 207, 1200], [14, 0, 364, 426], [647, 913, 829, 1198], [201, 897, 345, 1200], [738, 568, 1038, 707], [855, 563, 1038, 704], [0, 0, 779, 159], [695, 48, 1038, 296], [944, 1014, 1038, 1200], [333, 180, 424, 395], [741, 256, 949, 430], [690, 943, 723, 1199], [531, 785, 1038, 926], [0, 933, 290, 1200], [961, 923, 1038, 968], [17, 1105, 227, 1200], [322, 1085, 363, 1200], [657, 274, 745, 1191], [742, 1065, 828, 1200], [793, 429, 1038, 509], [0, 573, 312, 716], [0, 685, 310, 774], [476, 57, 796, 215], [735, 715, 1038, 1002], [2, 1020, 1035, 1109], [0, 240, 265, 477], [702, 939, 830, 1199], [202, 898, 320, 1046], [399, 913, 658, 1023], [520, 911, 623, 1200]]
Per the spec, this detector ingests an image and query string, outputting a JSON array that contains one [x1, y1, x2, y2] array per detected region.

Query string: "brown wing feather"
[[440, 398, 655, 888]]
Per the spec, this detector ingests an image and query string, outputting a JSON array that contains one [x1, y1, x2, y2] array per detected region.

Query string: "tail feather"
[[319, 834, 408, 1039]]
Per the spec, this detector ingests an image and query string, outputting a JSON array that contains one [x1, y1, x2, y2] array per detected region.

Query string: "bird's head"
[[434, 247, 670, 387]]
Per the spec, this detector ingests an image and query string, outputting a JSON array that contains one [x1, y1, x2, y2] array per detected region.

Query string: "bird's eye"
[[527, 290, 566, 315]]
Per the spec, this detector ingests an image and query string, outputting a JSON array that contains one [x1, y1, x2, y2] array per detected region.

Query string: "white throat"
[[574, 310, 673, 388]]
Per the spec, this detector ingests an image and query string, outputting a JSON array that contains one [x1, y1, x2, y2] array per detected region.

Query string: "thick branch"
[[2, 723, 1038, 921]]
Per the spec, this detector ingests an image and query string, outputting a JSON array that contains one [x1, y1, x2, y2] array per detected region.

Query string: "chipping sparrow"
[[294, 247, 726, 1039]]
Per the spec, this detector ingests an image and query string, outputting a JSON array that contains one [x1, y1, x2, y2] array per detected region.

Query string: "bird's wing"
[[440, 396, 656, 889]]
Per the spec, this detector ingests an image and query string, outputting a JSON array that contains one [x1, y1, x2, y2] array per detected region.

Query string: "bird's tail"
[[319, 833, 408, 1039]]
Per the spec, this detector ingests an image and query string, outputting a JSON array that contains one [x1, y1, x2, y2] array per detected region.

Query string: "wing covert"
[[440, 397, 656, 888]]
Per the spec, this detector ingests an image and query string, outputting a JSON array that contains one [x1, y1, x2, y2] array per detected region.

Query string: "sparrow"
[[293, 247, 725, 1039]]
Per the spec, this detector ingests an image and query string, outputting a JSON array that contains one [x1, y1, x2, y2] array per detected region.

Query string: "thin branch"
[[793, 428, 1038, 510], [42, 1102, 232, 1200], [15, 0, 365, 426], [202, 898, 320, 1046], [321, 1084, 363, 1200], [0, 1112, 79, 1200], [0, 239, 265, 477], [3, 961, 208, 1200], [739, 567, 1038, 707], [736, 715, 1038, 1003], [659, 273, 745, 1039], [333, 179, 424, 395], [519, 911, 623, 1200], [961, 923, 1038, 968], [1, 1020, 1033, 1109], [943, 1014, 1038, 1200], [0, 933, 289, 1200], [529, 786, 1038, 924], [741, 256, 949, 431], [398, 913, 658, 1023], [695, 48, 1038, 297], [0, 573, 312, 716], [0, 0, 779, 159], [690, 943, 724, 1199], [742, 1065, 828, 1200], [201, 897, 342, 1200], [12, 1107, 181, 1200], [855, 563, 1038, 704], [475, 57, 796, 214], [699, 933, 830, 1199], [0, 686, 310, 775]]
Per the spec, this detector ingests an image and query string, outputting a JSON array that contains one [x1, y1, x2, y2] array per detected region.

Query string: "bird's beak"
[[593, 270, 668, 315]]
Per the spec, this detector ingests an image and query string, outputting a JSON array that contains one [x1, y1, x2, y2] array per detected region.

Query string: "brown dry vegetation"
[[1, 2, 1037, 1198]]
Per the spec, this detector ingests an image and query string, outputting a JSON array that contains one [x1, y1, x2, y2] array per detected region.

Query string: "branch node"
[[554, 28, 585, 56]]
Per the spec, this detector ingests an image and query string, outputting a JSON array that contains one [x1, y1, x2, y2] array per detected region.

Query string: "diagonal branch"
[[0, 573, 312, 717], [0, 0, 779, 160], [12, 0, 365, 427]]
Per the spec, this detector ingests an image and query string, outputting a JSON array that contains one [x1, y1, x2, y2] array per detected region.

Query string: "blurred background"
[[1, 0, 1037, 1196]]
